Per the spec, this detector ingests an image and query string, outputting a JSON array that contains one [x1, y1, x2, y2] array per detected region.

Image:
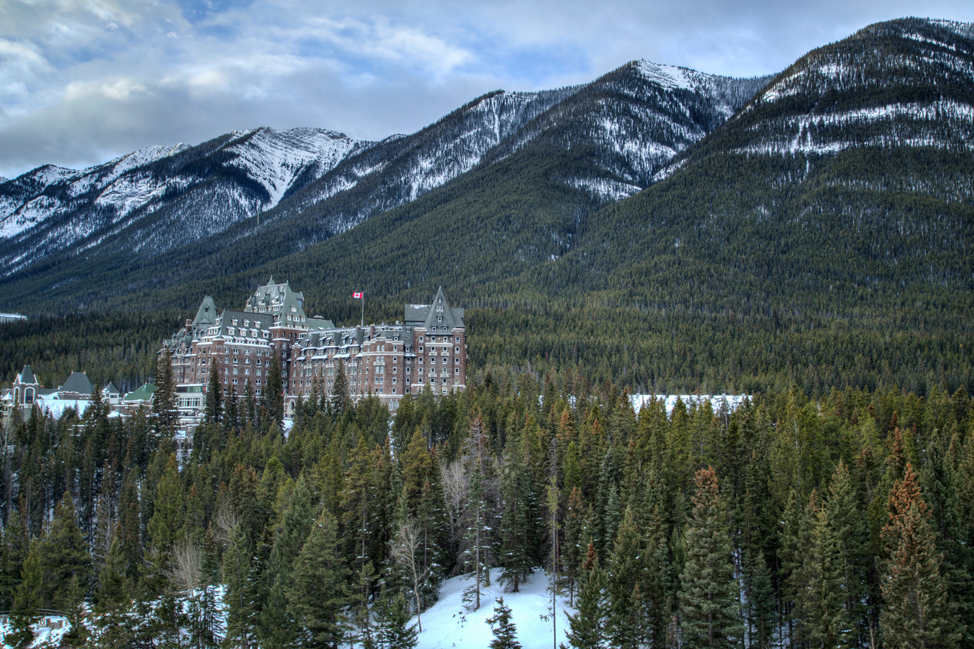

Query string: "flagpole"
[[361, 294, 364, 327]]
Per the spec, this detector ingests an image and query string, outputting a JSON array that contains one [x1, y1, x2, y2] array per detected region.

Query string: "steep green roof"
[[124, 383, 157, 402]]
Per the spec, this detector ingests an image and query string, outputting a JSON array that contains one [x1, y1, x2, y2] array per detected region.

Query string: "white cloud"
[[0, 0, 971, 179]]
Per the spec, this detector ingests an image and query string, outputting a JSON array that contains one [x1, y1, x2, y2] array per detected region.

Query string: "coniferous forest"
[[1, 356, 972, 648], [1, 15, 973, 649]]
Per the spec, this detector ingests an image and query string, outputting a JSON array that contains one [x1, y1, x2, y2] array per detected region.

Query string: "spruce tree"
[[486, 597, 522, 649], [223, 382, 239, 431], [263, 349, 284, 427], [460, 415, 493, 611], [204, 361, 222, 426], [40, 492, 92, 611], [5, 541, 41, 649], [880, 465, 960, 649], [826, 460, 869, 648], [288, 509, 348, 649], [606, 505, 646, 648], [332, 359, 350, 414], [563, 543, 607, 649], [499, 429, 534, 592], [153, 348, 178, 439], [374, 591, 419, 649], [679, 466, 742, 649], [0, 512, 28, 610], [223, 521, 259, 649], [806, 497, 852, 649], [260, 473, 314, 649]]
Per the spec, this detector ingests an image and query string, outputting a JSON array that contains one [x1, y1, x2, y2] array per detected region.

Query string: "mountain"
[[0, 128, 367, 276], [1, 18, 971, 394], [0, 60, 765, 293]]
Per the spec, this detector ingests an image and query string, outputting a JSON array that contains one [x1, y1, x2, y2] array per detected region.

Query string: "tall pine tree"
[[679, 467, 742, 649]]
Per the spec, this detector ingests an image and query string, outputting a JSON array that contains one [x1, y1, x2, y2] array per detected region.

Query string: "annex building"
[[164, 279, 467, 413]]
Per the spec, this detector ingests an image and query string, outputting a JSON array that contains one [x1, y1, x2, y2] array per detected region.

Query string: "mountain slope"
[[0, 128, 366, 275], [0, 59, 765, 310]]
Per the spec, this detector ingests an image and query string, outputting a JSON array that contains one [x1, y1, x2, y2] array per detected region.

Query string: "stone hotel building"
[[164, 279, 466, 412]]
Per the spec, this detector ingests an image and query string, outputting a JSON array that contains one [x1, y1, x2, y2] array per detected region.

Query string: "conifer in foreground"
[[679, 466, 742, 649], [880, 465, 959, 649], [487, 597, 523, 649]]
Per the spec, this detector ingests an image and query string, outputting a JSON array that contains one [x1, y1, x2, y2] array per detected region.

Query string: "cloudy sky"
[[0, 0, 971, 179]]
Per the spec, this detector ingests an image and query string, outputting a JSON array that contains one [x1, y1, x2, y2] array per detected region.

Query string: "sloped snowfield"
[[416, 569, 575, 649]]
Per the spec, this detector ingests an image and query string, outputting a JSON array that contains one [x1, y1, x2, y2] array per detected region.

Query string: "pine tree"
[[499, 429, 534, 592], [374, 591, 419, 649], [5, 541, 41, 649], [486, 597, 523, 649], [260, 474, 314, 649], [332, 359, 350, 414], [204, 361, 222, 426], [606, 505, 645, 648], [563, 543, 607, 649], [288, 509, 348, 649], [679, 467, 742, 649], [153, 348, 178, 439], [263, 349, 284, 427], [39, 492, 92, 611], [880, 465, 960, 649], [460, 414, 493, 611]]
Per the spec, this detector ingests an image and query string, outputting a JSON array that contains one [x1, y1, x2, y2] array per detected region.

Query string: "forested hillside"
[[1, 367, 972, 648]]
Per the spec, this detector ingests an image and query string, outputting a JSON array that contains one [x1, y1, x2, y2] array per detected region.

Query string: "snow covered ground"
[[630, 393, 749, 415], [416, 569, 575, 649], [0, 616, 69, 648]]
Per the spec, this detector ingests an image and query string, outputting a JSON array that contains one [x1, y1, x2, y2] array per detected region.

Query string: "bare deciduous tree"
[[390, 516, 431, 633]]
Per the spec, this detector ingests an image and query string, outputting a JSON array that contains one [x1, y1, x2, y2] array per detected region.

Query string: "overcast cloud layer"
[[0, 0, 971, 179]]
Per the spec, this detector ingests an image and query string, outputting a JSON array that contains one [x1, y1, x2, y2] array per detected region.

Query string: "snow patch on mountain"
[[635, 60, 697, 91], [734, 100, 974, 155], [567, 176, 642, 201], [226, 127, 359, 207]]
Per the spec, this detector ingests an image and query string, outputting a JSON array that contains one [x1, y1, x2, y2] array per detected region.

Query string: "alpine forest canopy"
[[0, 15, 972, 645], [0, 374, 972, 647]]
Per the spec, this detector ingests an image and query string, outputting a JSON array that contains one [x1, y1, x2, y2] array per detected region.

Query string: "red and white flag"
[[352, 292, 363, 299]]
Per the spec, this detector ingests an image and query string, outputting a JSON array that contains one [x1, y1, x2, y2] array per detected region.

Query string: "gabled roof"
[[404, 287, 465, 330], [125, 383, 156, 402], [60, 371, 93, 396], [103, 382, 119, 395], [244, 277, 306, 320], [193, 295, 218, 328], [423, 287, 464, 330]]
